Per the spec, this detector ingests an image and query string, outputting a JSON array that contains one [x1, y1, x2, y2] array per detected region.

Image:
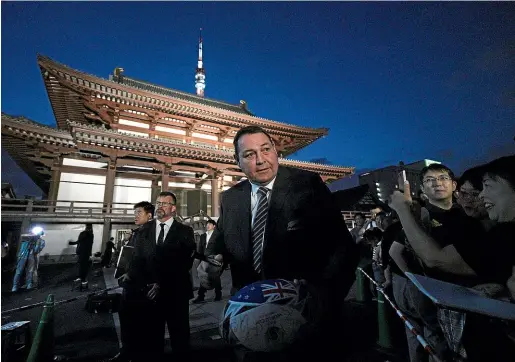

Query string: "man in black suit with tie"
[[128, 191, 196, 361], [213, 126, 359, 359], [192, 219, 222, 303]]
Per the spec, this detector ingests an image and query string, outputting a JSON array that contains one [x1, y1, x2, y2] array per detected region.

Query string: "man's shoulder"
[[175, 220, 194, 233], [137, 220, 155, 234], [221, 180, 249, 200]]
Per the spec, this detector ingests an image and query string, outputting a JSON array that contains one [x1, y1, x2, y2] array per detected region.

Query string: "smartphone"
[[398, 170, 407, 192]]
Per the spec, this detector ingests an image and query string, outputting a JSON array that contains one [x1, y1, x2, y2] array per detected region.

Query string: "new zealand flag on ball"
[[219, 279, 310, 352]]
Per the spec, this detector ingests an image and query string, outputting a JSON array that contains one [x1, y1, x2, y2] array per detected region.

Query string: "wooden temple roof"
[[117, 75, 254, 116], [2, 114, 354, 192], [37, 55, 330, 155]]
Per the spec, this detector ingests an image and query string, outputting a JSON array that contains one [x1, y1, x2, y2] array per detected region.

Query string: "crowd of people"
[[353, 155, 515, 362], [6, 123, 514, 362]]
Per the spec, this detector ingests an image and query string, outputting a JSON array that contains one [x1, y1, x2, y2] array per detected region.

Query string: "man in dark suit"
[[213, 126, 359, 359], [192, 219, 222, 303], [106, 201, 154, 362], [128, 192, 196, 361]]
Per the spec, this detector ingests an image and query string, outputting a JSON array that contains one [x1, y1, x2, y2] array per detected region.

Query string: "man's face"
[[479, 175, 515, 223], [457, 181, 487, 219], [206, 222, 215, 232], [421, 170, 456, 203], [134, 207, 152, 226], [155, 195, 176, 221], [376, 215, 387, 230], [355, 215, 365, 228], [235, 132, 279, 186]]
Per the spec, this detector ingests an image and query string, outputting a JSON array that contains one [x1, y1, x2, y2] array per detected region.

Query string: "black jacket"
[[72, 230, 93, 259], [198, 232, 217, 256], [213, 166, 359, 299], [128, 219, 196, 300]]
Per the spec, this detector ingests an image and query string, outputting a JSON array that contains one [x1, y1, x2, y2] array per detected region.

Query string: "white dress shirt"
[[205, 230, 214, 247], [250, 177, 276, 227], [155, 217, 174, 244]]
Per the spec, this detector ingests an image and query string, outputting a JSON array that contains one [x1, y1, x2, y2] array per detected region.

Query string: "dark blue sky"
[[2, 2, 515, 196]]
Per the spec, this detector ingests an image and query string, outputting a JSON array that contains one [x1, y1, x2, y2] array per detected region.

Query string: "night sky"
[[2, 2, 514, 197]]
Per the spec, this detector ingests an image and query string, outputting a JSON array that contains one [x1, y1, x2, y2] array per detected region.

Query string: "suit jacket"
[[128, 218, 196, 300], [213, 166, 359, 298], [198, 232, 217, 257]]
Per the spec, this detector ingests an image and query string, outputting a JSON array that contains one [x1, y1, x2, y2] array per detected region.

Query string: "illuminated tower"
[[195, 28, 206, 97]]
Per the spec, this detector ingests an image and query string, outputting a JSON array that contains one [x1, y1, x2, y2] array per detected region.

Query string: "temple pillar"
[[211, 175, 221, 217], [47, 156, 62, 211], [103, 159, 116, 210], [102, 158, 116, 252], [161, 165, 171, 192], [151, 177, 160, 202]]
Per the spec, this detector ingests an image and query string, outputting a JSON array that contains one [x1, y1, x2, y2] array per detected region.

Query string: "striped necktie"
[[252, 187, 269, 274]]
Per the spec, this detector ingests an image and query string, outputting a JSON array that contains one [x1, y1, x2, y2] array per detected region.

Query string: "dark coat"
[[128, 219, 196, 300], [74, 230, 93, 259], [197, 232, 217, 257], [213, 166, 359, 299]]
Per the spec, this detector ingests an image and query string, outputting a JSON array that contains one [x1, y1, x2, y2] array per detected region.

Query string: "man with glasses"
[[128, 192, 195, 361], [388, 163, 485, 362]]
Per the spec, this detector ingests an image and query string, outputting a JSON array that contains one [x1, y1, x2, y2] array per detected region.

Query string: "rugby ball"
[[219, 279, 308, 352]]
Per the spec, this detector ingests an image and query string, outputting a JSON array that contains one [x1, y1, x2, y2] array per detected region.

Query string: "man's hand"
[[214, 254, 223, 262], [147, 283, 160, 301], [119, 273, 130, 282], [389, 180, 413, 213], [381, 280, 392, 290]]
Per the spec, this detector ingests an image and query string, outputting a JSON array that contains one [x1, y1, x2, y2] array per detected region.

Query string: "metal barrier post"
[[355, 269, 371, 302], [376, 289, 394, 350], [27, 294, 54, 362]]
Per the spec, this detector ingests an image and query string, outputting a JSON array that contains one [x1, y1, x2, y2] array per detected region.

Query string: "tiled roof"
[[116, 76, 253, 116]]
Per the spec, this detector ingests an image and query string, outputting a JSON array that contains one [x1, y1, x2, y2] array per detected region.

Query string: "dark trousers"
[[392, 273, 449, 362], [157, 294, 191, 361], [119, 288, 161, 361], [197, 276, 222, 298], [101, 250, 113, 267], [78, 256, 91, 281]]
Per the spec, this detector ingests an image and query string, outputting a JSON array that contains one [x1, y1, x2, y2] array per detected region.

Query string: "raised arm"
[[389, 241, 410, 274], [389, 183, 476, 276]]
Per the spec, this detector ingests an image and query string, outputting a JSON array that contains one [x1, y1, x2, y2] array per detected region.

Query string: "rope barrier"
[[357, 267, 443, 362], [2, 285, 121, 315]]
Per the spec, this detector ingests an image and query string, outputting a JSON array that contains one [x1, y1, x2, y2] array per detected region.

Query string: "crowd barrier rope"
[[356, 267, 443, 362], [2, 285, 121, 315]]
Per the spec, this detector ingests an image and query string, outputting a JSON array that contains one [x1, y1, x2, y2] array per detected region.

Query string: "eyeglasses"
[[156, 202, 175, 207], [423, 175, 452, 185]]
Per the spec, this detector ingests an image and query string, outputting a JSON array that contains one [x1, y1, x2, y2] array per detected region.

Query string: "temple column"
[[102, 158, 116, 252], [211, 174, 221, 217], [151, 177, 160, 202], [161, 164, 171, 192], [47, 156, 62, 211]]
